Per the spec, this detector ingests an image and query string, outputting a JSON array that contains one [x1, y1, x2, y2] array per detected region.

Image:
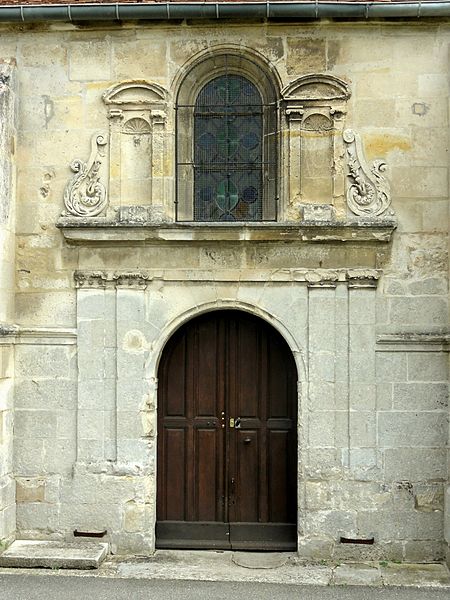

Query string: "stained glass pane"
[[193, 75, 263, 222]]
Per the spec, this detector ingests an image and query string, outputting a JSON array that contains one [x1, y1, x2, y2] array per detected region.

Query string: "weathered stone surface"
[[333, 563, 382, 586], [0, 21, 447, 562], [0, 540, 108, 569]]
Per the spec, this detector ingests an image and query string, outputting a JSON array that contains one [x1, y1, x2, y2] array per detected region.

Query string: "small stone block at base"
[[0, 540, 108, 569]]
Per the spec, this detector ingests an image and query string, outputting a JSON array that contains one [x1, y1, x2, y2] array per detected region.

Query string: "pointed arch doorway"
[[156, 310, 298, 550]]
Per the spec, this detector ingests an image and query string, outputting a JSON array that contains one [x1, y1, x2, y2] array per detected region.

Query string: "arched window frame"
[[175, 51, 280, 223]]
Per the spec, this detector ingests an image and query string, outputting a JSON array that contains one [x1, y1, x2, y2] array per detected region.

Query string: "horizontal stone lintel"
[[75, 268, 382, 289], [376, 333, 450, 353], [0, 325, 77, 346], [57, 219, 396, 245]]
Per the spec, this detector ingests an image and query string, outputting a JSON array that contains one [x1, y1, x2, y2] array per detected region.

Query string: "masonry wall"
[[0, 59, 16, 546], [0, 20, 447, 559]]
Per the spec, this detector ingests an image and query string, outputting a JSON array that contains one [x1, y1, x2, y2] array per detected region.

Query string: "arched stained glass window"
[[176, 53, 278, 222], [193, 75, 263, 222]]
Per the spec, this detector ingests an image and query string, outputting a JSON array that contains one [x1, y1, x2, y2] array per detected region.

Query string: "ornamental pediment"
[[102, 80, 168, 106], [282, 74, 350, 101]]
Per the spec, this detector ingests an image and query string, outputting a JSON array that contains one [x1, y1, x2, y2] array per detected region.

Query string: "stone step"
[[0, 540, 109, 570]]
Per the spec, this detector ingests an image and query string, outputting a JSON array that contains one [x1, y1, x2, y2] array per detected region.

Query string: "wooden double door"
[[156, 310, 297, 550]]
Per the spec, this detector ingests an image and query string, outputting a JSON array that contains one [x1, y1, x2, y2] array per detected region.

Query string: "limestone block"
[[22, 65, 81, 98], [116, 378, 145, 412], [305, 509, 357, 539], [392, 166, 448, 198], [16, 291, 76, 327], [117, 439, 149, 466], [352, 99, 395, 129], [286, 38, 326, 75], [349, 325, 375, 353], [77, 440, 104, 463], [308, 381, 335, 410], [378, 412, 447, 448], [357, 509, 443, 541], [349, 351, 375, 385], [384, 448, 447, 482], [407, 352, 448, 382], [393, 382, 448, 411], [0, 379, 13, 411], [309, 352, 335, 383], [15, 379, 76, 411], [355, 70, 418, 100], [350, 412, 376, 448], [403, 540, 445, 563], [113, 39, 167, 80], [16, 478, 45, 503], [414, 483, 444, 513], [376, 352, 407, 383], [350, 384, 376, 411], [349, 290, 376, 326], [78, 410, 105, 441], [14, 410, 57, 440], [408, 277, 448, 296], [333, 540, 404, 563], [69, 41, 111, 81], [0, 475, 15, 509], [308, 411, 336, 448], [16, 502, 57, 531], [343, 449, 379, 476], [389, 296, 447, 327], [62, 472, 139, 506], [123, 501, 149, 534], [77, 290, 106, 321], [376, 383, 393, 410], [296, 536, 334, 561], [117, 411, 143, 440], [0, 504, 15, 541]]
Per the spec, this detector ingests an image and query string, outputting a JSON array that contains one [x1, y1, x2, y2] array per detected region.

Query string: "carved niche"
[[102, 81, 168, 213], [282, 74, 350, 219]]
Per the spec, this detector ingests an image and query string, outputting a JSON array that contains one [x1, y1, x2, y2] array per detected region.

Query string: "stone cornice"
[[74, 268, 382, 289], [58, 219, 396, 245], [0, 325, 77, 345], [376, 332, 450, 352]]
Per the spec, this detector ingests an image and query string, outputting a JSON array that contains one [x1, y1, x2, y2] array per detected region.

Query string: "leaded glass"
[[193, 75, 263, 222]]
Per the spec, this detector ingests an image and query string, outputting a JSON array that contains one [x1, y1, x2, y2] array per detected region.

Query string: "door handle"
[[244, 437, 251, 444], [235, 417, 241, 429]]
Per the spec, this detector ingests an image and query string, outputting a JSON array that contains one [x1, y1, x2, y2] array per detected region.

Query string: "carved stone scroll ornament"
[[343, 129, 392, 218], [62, 133, 108, 217]]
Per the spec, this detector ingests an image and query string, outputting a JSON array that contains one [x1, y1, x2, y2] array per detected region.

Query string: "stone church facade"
[[0, 1, 449, 563]]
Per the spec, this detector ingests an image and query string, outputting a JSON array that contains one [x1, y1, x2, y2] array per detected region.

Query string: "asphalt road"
[[0, 575, 449, 600]]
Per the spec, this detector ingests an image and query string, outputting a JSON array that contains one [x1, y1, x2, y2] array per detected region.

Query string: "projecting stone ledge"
[[0, 540, 108, 570]]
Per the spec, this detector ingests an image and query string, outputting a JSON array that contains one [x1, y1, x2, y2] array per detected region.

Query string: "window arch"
[[176, 52, 279, 222]]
